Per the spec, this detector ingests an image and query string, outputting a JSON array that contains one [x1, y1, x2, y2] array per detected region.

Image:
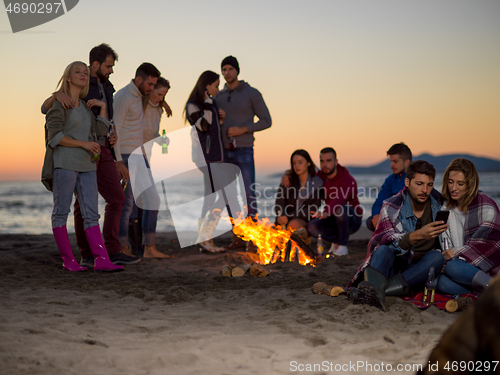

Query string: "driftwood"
[[311, 282, 347, 297], [445, 297, 474, 313], [221, 263, 269, 277]]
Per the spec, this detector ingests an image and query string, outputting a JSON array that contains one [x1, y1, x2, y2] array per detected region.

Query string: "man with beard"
[[113, 62, 161, 256], [307, 147, 363, 256], [366, 142, 412, 231], [42, 43, 140, 267], [348, 160, 448, 311]]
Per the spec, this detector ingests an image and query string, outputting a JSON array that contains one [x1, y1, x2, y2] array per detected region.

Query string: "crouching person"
[[348, 160, 447, 310]]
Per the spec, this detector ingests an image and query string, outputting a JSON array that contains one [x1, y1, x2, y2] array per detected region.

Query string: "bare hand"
[[281, 170, 291, 187], [108, 133, 117, 147], [312, 211, 328, 220], [218, 108, 226, 123], [227, 126, 247, 137], [161, 100, 172, 117], [86, 99, 106, 109], [442, 248, 455, 260], [82, 141, 100, 155], [55, 91, 76, 109], [115, 161, 129, 181], [372, 214, 380, 229], [277, 216, 288, 226], [414, 221, 448, 242]]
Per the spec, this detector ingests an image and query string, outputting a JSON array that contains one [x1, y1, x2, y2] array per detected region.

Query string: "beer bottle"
[[317, 235, 324, 257], [162, 129, 168, 154], [423, 267, 436, 306]]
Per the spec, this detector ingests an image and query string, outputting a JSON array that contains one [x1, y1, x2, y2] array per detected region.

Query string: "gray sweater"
[[215, 81, 271, 149]]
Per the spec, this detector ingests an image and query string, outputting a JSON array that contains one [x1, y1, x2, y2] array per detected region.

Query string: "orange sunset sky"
[[0, 0, 499, 181]]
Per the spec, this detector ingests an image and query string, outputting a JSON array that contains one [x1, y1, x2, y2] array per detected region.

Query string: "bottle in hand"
[[92, 133, 100, 162], [161, 129, 168, 154]]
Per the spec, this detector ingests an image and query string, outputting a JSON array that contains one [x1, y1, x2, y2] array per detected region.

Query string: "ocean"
[[1, 172, 500, 235]]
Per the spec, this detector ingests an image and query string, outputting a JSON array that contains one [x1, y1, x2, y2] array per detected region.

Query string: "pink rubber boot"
[[52, 226, 87, 272], [85, 225, 124, 272]]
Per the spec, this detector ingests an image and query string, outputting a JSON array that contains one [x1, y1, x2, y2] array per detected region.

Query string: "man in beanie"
[[216, 56, 272, 250]]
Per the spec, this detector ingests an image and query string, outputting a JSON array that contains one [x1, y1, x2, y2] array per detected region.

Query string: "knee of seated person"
[[427, 250, 445, 268], [306, 220, 320, 238]]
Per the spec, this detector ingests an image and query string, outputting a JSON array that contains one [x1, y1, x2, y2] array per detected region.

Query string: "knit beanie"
[[221, 56, 240, 74]]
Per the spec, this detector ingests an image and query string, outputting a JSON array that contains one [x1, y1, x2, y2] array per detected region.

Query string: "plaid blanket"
[[450, 192, 500, 276], [348, 187, 442, 287]]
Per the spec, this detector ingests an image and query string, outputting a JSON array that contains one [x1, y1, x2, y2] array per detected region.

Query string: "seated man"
[[366, 142, 412, 231], [348, 160, 448, 311], [306, 147, 363, 256]]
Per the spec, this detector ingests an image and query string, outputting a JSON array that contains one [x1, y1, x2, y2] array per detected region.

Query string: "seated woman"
[[437, 158, 500, 294], [275, 149, 323, 242]]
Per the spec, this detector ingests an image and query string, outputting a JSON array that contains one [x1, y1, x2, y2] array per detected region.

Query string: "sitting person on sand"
[[437, 158, 500, 295], [347, 160, 448, 310], [274, 149, 323, 243], [42, 61, 123, 272], [366, 142, 412, 231]]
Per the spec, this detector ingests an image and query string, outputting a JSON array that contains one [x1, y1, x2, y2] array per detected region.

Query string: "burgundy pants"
[[74, 146, 125, 257]]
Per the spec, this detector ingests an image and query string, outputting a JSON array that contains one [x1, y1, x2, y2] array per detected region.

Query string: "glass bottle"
[[91, 133, 100, 162], [106, 123, 115, 148], [423, 267, 436, 306], [317, 234, 324, 257], [229, 137, 236, 151], [161, 129, 168, 154]]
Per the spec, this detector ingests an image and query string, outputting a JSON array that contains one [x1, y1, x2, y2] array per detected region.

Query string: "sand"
[[0, 229, 458, 375]]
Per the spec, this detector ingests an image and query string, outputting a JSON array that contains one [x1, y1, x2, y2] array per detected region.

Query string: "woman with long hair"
[[43, 61, 123, 272], [184, 70, 225, 252], [127, 77, 172, 258], [437, 158, 500, 294], [275, 149, 324, 241]]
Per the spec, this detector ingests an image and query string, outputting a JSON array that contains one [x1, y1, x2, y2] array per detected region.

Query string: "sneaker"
[[109, 252, 141, 265], [80, 256, 94, 268], [330, 245, 348, 256]]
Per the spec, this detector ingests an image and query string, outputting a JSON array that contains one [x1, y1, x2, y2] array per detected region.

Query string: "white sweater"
[[113, 80, 144, 161], [143, 101, 162, 143]]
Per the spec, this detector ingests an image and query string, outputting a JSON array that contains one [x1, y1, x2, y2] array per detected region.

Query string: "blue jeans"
[[307, 204, 362, 246], [52, 168, 99, 229], [370, 245, 445, 287], [436, 259, 480, 295], [224, 147, 256, 217], [120, 154, 160, 247]]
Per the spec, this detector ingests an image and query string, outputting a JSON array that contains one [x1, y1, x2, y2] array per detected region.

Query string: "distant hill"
[[346, 153, 500, 174]]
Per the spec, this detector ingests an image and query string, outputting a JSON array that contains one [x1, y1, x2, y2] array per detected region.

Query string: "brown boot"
[[222, 234, 247, 251]]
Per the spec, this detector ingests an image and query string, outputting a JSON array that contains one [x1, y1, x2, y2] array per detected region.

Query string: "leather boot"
[[52, 226, 87, 272], [85, 225, 124, 272], [472, 270, 492, 293], [385, 273, 410, 296], [348, 266, 387, 311], [128, 218, 144, 257]]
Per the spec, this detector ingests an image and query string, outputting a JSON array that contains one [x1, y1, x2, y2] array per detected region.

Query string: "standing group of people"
[[41, 43, 273, 270]]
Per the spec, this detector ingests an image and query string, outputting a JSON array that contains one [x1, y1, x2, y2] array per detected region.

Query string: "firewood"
[[221, 264, 234, 277], [312, 282, 346, 297], [249, 263, 269, 277], [445, 297, 474, 313], [290, 233, 317, 261], [231, 263, 252, 277]]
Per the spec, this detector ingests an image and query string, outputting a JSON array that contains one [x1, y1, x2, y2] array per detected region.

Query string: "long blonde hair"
[[56, 61, 90, 99], [442, 158, 479, 213]]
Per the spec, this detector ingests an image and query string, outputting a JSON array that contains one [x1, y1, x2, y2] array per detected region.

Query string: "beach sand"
[[0, 228, 458, 375]]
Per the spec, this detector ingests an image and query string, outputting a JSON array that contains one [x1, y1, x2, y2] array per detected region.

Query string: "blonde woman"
[[43, 61, 123, 272], [437, 158, 500, 294]]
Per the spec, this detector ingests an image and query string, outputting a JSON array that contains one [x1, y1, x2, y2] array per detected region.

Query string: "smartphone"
[[435, 210, 450, 224]]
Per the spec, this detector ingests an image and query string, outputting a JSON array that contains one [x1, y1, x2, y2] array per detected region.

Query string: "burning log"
[[445, 297, 474, 313], [290, 232, 318, 261], [312, 282, 347, 297]]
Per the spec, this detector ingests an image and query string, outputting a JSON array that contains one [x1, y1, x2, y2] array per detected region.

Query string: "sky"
[[0, 0, 499, 181]]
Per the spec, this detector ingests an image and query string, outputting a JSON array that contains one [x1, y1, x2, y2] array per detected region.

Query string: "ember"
[[231, 215, 318, 266]]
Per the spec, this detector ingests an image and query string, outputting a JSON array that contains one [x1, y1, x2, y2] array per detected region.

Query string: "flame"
[[230, 215, 317, 266]]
